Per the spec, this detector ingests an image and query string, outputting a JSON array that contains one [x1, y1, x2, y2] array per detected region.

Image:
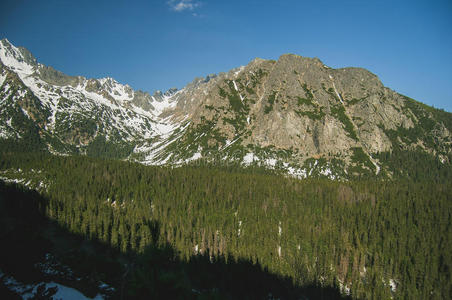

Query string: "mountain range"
[[1, 38, 451, 179], [1, 38, 452, 299]]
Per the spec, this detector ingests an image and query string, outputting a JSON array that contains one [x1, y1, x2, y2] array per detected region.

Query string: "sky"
[[1, 0, 451, 112]]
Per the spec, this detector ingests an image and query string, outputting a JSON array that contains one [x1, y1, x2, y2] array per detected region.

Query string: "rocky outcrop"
[[1, 38, 451, 178]]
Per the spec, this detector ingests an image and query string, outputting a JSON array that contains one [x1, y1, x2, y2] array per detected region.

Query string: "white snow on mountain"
[[0, 39, 347, 178], [151, 90, 180, 116], [0, 38, 187, 158], [0, 39, 35, 75]]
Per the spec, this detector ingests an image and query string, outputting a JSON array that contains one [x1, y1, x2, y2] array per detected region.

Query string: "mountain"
[[1, 38, 451, 299], [1, 38, 451, 179], [0, 39, 183, 159]]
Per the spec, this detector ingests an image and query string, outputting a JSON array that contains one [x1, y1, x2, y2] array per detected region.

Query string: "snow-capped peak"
[[0, 39, 36, 76], [97, 77, 134, 102]]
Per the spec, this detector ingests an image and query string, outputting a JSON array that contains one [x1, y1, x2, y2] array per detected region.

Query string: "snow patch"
[[20, 107, 31, 119], [186, 152, 202, 162], [17, 89, 27, 98], [333, 84, 343, 103], [265, 158, 277, 167], [233, 66, 245, 77], [193, 132, 206, 142], [243, 153, 258, 164], [232, 80, 238, 91], [46, 98, 59, 130], [238, 220, 242, 237], [153, 121, 178, 136], [286, 166, 307, 179], [140, 121, 191, 165], [360, 266, 367, 277], [0, 73, 7, 87], [368, 155, 381, 175], [151, 89, 180, 116], [222, 136, 241, 150], [3, 83, 10, 93], [26, 282, 102, 300], [1, 270, 104, 300], [319, 167, 332, 177], [389, 279, 397, 292], [0, 126, 11, 138]]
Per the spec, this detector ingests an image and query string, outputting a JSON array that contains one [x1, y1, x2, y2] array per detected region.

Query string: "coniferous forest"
[[0, 151, 451, 299]]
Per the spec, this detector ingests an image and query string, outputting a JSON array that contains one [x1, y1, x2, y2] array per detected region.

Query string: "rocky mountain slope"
[[1, 38, 451, 179]]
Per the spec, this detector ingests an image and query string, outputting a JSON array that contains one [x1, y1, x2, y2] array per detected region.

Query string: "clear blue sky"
[[1, 0, 451, 111]]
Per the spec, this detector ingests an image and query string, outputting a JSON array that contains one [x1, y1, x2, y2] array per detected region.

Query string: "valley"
[[0, 38, 451, 299]]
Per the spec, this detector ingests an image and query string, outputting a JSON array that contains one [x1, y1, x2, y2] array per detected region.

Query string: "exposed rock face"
[[1, 39, 451, 178], [150, 53, 451, 177]]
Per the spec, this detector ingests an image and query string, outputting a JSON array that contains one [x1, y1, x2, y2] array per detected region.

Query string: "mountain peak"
[[0, 39, 37, 75], [0, 38, 451, 178], [164, 87, 178, 97], [277, 53, 325, 67], [0, 38, 10, 45]]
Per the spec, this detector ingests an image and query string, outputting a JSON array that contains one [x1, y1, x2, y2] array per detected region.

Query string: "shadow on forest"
[[0, 180, 351, 300]]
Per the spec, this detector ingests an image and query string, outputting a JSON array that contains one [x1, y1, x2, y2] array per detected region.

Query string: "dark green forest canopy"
[[0, 152, 451, 299]]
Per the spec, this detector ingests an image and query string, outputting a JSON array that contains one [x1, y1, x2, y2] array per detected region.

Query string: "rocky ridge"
[[1, 38, 451, 179]]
